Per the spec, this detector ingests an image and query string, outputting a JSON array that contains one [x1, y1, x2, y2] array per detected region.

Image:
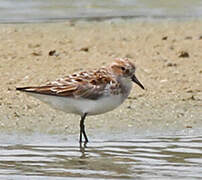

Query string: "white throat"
[[119, 76, 133, 98]]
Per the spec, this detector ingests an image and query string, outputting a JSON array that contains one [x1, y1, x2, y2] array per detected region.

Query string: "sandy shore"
[[0, 19, 201, 137]]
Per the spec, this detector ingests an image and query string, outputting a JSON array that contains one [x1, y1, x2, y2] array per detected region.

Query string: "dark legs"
[[80, 113, 88, 143]]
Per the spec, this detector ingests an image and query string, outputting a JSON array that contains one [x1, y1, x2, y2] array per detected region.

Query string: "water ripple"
[[0, 135, 202, 179]]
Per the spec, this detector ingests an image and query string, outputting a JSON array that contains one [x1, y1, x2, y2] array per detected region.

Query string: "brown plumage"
[[16, 58, 144, 143], [16, 67, 120, 100]]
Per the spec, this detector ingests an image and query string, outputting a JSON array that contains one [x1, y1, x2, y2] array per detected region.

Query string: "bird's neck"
[[117, 76, 132, 98]]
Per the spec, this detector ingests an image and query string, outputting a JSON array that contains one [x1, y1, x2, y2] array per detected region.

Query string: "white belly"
[[26, 93, 126, 116]]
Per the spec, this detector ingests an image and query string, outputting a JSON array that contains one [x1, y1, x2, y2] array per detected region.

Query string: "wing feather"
[[16, 68, 119, 100]]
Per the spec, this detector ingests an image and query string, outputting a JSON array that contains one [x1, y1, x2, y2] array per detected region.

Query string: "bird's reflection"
[[79, 142, 88, 158]]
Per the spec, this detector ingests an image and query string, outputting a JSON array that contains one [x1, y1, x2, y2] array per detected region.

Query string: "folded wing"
[[16, 69, 118, 100]]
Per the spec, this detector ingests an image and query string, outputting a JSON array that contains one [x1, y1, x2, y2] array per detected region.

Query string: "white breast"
[[79, 94, 125, 115], [25, 92, 127, 116], [24, 76, 133, 116]]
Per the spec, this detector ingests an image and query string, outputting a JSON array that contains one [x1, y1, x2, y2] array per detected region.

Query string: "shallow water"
[[1, 0, 202, 23], [0, 134, 202, 179]]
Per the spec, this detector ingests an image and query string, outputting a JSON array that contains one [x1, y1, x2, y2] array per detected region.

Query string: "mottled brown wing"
[[16, 85, 77, 96], [73, 82, 107, 100], [16, 69, 116, 100], [17, 82, 108, 100]]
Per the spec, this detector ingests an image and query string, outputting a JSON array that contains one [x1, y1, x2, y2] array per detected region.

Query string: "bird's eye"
[[121, 67, 125, 71]]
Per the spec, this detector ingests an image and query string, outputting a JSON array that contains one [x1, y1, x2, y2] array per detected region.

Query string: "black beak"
[[131, 74, 144, 89]]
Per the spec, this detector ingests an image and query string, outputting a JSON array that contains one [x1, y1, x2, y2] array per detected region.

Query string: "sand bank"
[[0, 20, 201, 137]]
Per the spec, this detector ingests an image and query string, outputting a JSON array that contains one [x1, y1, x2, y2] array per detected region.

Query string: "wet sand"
[[0, 19, 202, 137]]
